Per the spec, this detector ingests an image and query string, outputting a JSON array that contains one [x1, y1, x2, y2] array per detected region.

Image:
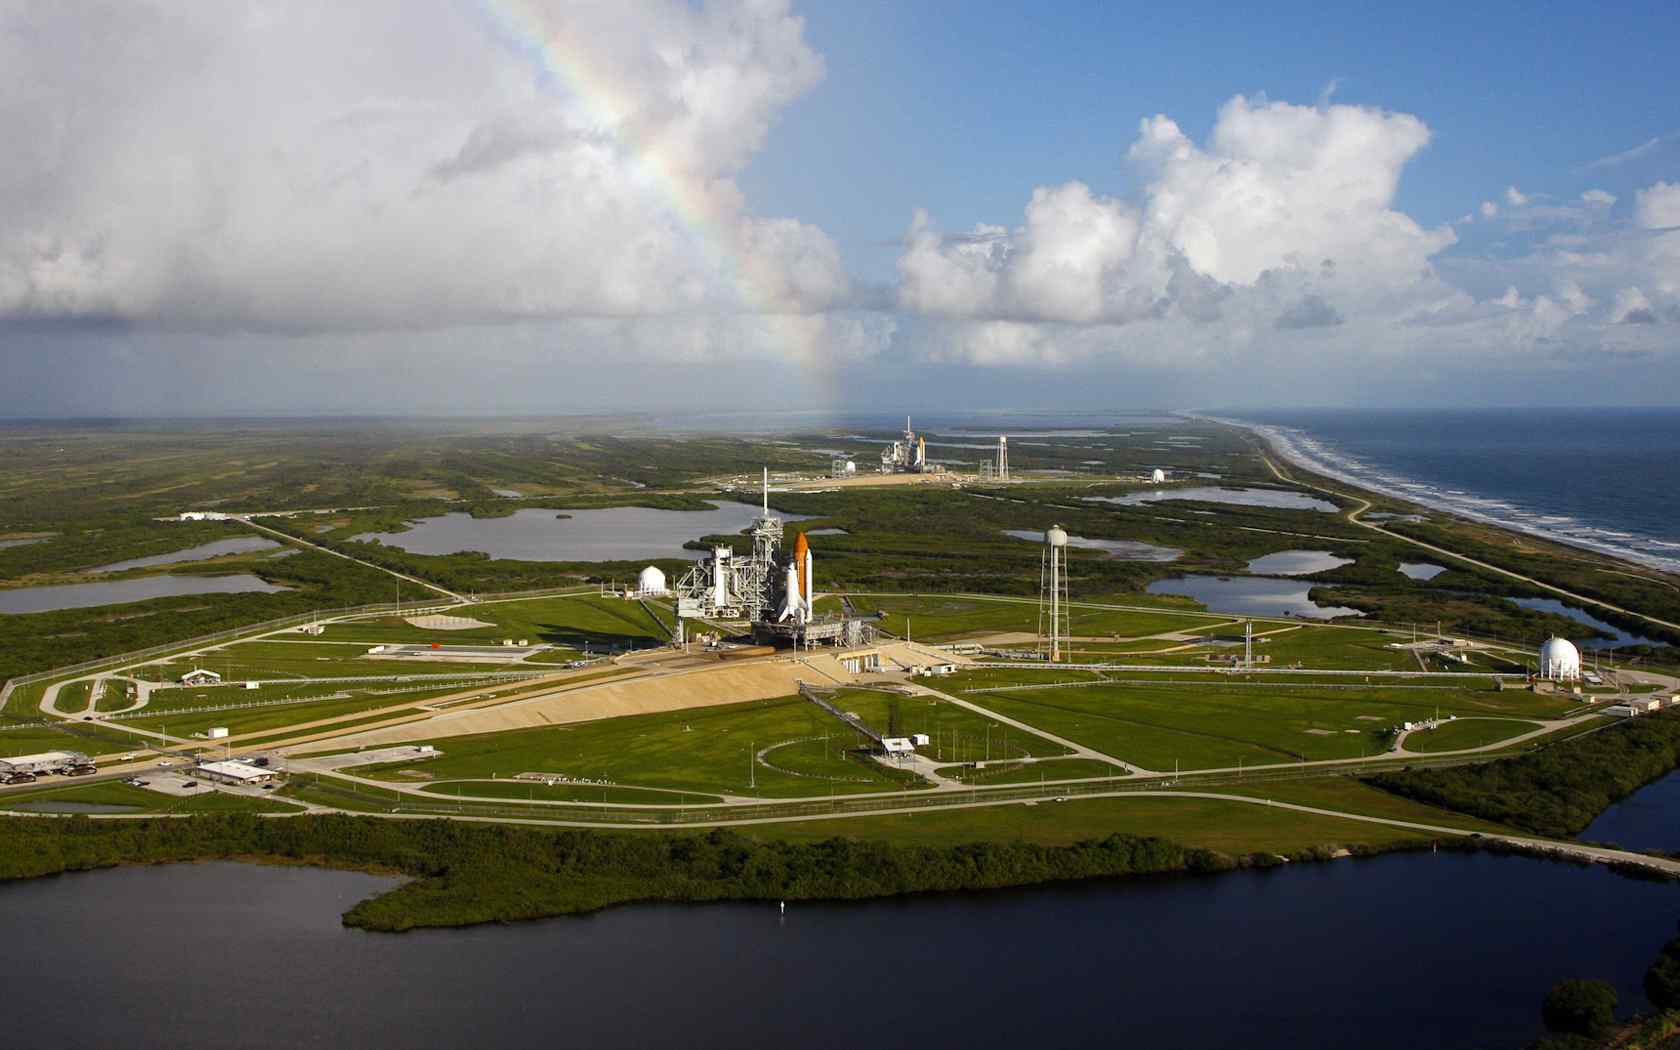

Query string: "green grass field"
[[951, 681, 1560, 771], [355, 691, 1064, 798], [0, 723, 147, 758], [122, 691, 435, 739], [419, 780, 724, 805], [817, 594, 1218, 642], [1402, 718, 1543, 753], [139, 640, 531, 682], [316, 594, 667, 654], [0, 779, 303, 815], [934, 757, 1125, 785]]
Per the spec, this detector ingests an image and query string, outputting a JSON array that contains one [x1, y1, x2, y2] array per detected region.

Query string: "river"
[[2, 853, 1675, 1048]]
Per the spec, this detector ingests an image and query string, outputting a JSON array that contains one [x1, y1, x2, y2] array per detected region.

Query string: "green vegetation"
[[1402, 718, 1541, 753], [317, 593, 667, 653], [949, 680, 1537, 771], [750, 793, 1437, 855], [820, 593, 1214, 642], [0, 780, 303, 815], [355, 692, 1065, 797], [0, 813, 1234, 930], [934, 757, 1124, 785], [1369, 711, 1680, 837], [1542, 979, 1619, 1039], [419, 781, 724, 805], [1648, 933, 1680, 1011]]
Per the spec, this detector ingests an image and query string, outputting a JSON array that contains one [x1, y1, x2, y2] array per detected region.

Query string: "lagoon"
[[353, 502, 811, 563]]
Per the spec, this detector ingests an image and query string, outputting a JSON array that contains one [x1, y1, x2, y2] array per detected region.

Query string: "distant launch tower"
[[1039, 525, 1071, 662], [996, 435, 1009, 481]]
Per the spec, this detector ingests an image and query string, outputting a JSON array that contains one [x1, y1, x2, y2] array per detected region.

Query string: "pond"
[[1, 854, 1675, 1049], [1002, 530, 1181, 562], [0, 574, 290, 614], [1084, 486, 1339, 512], [89, 536, 281, 573], [1399, 562, 1448, 580], [1245, 550, 1353, 575], [1579, 770, 1680, 854], [804, 527, 850, 536], [0, 536, 49, 550], [1505, 597, 1660, 649], [352, 503, 812, 563], [1147, 575, 1364, 619]]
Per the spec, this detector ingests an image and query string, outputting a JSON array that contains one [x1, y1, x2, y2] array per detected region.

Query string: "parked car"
[[3, 772, 36, 785], [181, 780, 198, 789]]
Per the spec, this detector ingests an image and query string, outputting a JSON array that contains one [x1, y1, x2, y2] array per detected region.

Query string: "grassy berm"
[[1, 813, 1265, 931]]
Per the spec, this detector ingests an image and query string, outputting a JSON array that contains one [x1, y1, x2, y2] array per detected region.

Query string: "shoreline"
[[1189, 411, 1680, 578]]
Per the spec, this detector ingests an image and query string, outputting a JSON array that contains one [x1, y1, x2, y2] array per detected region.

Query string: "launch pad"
[[672, 469, 877, 650]]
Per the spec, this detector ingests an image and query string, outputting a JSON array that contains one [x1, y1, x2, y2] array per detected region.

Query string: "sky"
[[2, 0, 1678, 417]]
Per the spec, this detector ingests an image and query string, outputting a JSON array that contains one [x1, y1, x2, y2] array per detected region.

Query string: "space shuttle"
[[914, 436, 926, 470], [777, 531, 814, 623]]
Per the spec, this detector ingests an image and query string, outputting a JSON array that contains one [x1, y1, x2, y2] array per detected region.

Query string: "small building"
[[0, 750, 90, 775], [195, 759, 280, 785], [206, 727, 229, 740], [839, 651, 883, 674], [244, 681, 259, 690], [910, 733, 931, 747], [179, 668, 221, 687], [880, 737, 915, 755], [1605, 704, 1641, 718], [1628, 697, 1663, 714]]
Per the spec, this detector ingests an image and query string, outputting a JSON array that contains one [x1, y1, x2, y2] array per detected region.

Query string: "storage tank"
[[637, 565, 668, 596], [1151, 468, 1167, 484], [1539, 637, 1582, 681]]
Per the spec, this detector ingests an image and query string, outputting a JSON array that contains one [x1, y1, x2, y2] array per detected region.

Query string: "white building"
[[0, 751, 89, 775], [179, 668, 222, 687], [1538, 637, 1582, 682], [195, 759, 280, 785]]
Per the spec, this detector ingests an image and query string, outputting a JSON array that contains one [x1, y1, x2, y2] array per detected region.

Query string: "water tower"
[[1039, 526, 1071, 662]]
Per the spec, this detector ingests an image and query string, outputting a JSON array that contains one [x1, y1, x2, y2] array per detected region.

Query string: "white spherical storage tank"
[[1046, 525, 1068, 547], [637, 565, 667, 596], [1539, 636, 1582, 681], [1151, 468, 1167, 484], [844, 461, 857, 474]]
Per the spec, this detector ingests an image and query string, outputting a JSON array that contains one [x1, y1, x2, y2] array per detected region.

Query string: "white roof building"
[[881, 737, 915, 754], [180, 668, 222, 686], [196, 760, 279, 784], [0, 750, 89, 774]]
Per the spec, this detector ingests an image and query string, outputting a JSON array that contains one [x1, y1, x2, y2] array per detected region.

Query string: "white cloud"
[[1480, 201, 1500, 219], [1609, 287, 1657, 324], [1505, 185, 1531, 207], [1581, 189, 1617, 207], [899, 95, 1454, 345], [0, 0, 843, 340], [1635, 182, 1680, 229]]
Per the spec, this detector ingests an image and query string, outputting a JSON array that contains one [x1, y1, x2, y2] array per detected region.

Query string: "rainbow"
[[470, 0, 757, 311]]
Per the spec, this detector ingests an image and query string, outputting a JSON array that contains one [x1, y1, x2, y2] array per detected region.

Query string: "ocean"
[[1225, 408, 1680, 576]]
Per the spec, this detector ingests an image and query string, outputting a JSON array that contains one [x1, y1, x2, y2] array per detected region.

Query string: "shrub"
[[1541, 979, 1617, 1037]]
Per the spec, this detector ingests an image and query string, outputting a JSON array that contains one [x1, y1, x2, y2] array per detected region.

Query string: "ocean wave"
[[1196, 413, 1680, 576]]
